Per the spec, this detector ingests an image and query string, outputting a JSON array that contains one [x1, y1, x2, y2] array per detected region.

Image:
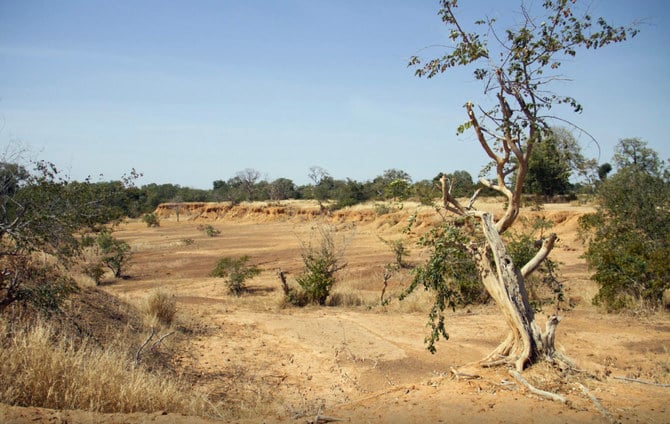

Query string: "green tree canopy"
[[581, 139, 669, 310]]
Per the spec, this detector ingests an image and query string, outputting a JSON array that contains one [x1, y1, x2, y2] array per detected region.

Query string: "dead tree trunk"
[[439, 175, 564, 371], [473, 212, 561, 371]]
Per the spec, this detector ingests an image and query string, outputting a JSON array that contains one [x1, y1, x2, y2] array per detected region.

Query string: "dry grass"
[[0, 317, 218, 416], [143, 288, 177, 327]]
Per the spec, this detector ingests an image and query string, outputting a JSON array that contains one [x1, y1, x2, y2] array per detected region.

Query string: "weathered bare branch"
[[613, 377, 670, 388], [520, 233, 557, 278]]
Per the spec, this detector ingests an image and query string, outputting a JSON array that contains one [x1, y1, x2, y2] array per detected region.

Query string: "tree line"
[[71, 129, 606, 219]]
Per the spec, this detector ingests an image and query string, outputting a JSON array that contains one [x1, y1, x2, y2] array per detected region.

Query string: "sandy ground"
[[3, 201, 669, 423]]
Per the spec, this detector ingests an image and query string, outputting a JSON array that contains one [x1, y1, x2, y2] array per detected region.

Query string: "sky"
[[1, 0, 669, 189]]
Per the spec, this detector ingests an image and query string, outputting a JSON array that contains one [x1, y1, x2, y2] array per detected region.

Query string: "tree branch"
[[520, 233, 557, 278]]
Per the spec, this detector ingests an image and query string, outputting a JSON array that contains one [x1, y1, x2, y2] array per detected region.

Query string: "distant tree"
[[524, 127, 597, 196], [235, 168, 262, 201], [442, 170, 475, 198], [370, 169, 412, 200], [581, 140, 669, 310], [612, 137, 664, 174], [413, 179, 441, 205], [525, 137, 571, 196], [549, 127, 597, 183], [268, 178, 298, 200], [95, 231, 132, 279], [335, 179, 368, 209], [406, 0, 636, 370], [308, 166, 333, 210]]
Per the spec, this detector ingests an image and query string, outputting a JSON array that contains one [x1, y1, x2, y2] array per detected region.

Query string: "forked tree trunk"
[[473, 212, 561, 371]]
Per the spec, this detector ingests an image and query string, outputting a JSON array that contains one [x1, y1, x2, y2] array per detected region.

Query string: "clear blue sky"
[[1, 0, 668, 189]]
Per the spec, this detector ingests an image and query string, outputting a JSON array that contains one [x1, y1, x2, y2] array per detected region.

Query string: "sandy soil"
[[3, 201, 669, 423]]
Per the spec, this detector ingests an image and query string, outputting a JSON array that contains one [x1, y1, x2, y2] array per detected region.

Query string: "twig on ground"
[[309, 407, 344, 423], [613, 376, 670, 387], [509, 369, 566, 404], [577, 383, 616, 424]]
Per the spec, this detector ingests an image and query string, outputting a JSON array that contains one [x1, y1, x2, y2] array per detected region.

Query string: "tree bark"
[[473, 212, 560, 371]]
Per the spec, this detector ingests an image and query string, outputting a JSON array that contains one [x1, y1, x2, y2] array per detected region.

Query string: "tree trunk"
[[474, 212, 561, 371]]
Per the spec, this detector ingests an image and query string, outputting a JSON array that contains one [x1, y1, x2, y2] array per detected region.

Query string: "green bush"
[[96, 231, 132, 279], [141, 213, 160, 227], [210, 256, 261, 296], [197, 224, 220, 237], [294, 227, 347, 305], [400, 220, 483, 352], [580, 140, 670, 311]]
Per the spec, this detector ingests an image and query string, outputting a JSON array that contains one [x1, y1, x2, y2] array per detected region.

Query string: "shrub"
[[210, 256, 261, 296], [141, 213, 160, 227], [379, 237, 411, 269], [294, 226, 348, 305], [374, 203, 393, 216], [198, 224, 221, 237], [145, 290, 177, 326], [580, 140, 670, 311], [81, 261, 105, 286], [96, 231, 132, 278], [0, 255, 78, 314]]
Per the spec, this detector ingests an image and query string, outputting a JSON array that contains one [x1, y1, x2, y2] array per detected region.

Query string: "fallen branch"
[[151, 330, 176, 351], [135, 327, 176, 366], [509, 369, 566, 404], [135, 326, 156, 366], [613, 376, 670, 387], [310, 407, 344, 423], [577, 383, 616, 424]]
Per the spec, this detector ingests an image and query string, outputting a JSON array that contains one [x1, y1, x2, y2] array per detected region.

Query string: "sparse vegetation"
[[96, 231, 132, 279], [144, 289, 177, 326], [210, 255, 262, 296], [198, 224, 221, 237], [294, 226, 348, 305], [580, 139, 670, 311], [379, 236, 411, 269], [142, 212, 160, 227], [0, 317, 214, 415]]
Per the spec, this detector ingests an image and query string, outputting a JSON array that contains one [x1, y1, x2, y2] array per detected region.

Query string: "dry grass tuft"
[[327, 287, 365, 307], [144, 289, 177, 326], [0, 318, 217, 416]]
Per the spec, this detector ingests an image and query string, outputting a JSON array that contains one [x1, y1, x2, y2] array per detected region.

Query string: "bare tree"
[[235, 168, 261, 201]]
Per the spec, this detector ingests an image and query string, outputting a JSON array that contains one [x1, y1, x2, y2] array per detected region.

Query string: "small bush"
[[141, 213, 160, 227], [293, 226, 347, 305], [145, 290, 177, 326], [81, 261, 105, 286], [380, 237, 411, 268], [198, 224, 221, 237], [327, 289, 364, 307], [374, 203, 393, 216], [96, 231, 132, 278], [210, 256, 261, 296]]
